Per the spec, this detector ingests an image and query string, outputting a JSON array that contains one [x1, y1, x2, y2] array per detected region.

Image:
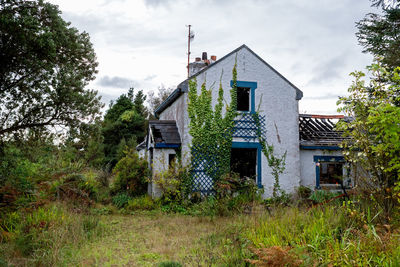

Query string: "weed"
[[112, 193, 131, 208]]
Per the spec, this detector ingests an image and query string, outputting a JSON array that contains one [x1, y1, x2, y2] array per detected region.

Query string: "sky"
[[50, 0, 377, 114]]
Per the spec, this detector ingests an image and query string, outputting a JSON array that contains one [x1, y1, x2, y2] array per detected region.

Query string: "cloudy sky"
[[50, 0, 376, 114]]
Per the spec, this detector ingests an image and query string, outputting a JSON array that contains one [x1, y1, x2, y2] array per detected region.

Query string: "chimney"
[[210, 55, 217, 61], [202, 52, 207, 60], [195, 57, 201, 62]]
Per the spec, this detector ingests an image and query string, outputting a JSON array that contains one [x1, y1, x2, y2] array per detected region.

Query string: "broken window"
[[319, 162, 343, 185], [230, 148, 257, 180], [237, 87, 250, 112]]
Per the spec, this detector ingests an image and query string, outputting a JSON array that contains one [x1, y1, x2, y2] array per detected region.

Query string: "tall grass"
[[0, 203, 107, 266], [246, 205, 400, 266]]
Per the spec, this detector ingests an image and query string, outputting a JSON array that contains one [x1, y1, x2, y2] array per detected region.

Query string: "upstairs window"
[[237, 87, 250, 112]]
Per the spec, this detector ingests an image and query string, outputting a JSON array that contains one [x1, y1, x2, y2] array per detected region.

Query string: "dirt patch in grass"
[[64, 212, 249, 266]]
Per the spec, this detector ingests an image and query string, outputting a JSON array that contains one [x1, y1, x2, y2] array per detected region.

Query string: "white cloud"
[[50, 0, 375, 113]]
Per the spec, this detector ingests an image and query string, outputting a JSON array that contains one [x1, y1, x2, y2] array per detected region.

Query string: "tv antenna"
[[186, 25, 195, 78]]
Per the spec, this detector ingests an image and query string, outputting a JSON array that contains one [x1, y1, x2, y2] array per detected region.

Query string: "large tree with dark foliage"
[[356, 0, 400, 69], [0, 0, 102, 138], [102, 88, 147, 166]]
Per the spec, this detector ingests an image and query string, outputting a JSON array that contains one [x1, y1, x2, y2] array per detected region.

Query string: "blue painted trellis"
[[190, 113, 266, 194], [233, 113, 266, 140]]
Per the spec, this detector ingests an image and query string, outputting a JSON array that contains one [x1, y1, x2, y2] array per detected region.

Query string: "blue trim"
[[316, 164, 320, 189], [155, 143, 180, 148], [313, 155, 345, 162], [231, 141, 262, 188], [230, 80, 257, 113], [300, 145, 342, 151]]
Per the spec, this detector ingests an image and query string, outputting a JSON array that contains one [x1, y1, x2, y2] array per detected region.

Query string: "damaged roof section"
[[299, 114, 348, 148], [149, 120, 181, 148]]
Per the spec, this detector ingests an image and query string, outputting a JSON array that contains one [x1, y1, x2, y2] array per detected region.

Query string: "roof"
[[154, 44, 303, 117], [149, 120, 181, 147], [299, 114, 347, 147], [136, 140, 146, 151]]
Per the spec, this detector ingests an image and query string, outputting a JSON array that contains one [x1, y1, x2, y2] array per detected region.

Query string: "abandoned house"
[[137, 44, 352, 198]]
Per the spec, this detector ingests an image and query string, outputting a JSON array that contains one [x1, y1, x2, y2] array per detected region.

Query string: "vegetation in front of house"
[[337, 62, 400, 221]]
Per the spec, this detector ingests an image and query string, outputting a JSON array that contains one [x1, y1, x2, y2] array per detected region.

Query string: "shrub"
[[127, 195, 157, 211], [111, 148, 149, 196], [153, 161, 191, 205], [112, 193, 131, 208]]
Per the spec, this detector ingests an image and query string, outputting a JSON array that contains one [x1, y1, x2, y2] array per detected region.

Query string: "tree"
[[0, 0, 102, 138], [102, 88, 147, 166], [356, 2, 400, 69], [370, 0, 400, 8], [337, 62, 400, 221], [147, 86, 174, 119]]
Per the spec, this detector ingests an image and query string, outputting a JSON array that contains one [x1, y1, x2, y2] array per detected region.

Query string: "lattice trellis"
[[233, 113, 266, 141], [190, 144, 217, 194], [190, 114, 267, 194]]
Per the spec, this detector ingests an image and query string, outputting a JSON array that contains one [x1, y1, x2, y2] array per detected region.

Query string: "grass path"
[[65, 212, 250, 266]]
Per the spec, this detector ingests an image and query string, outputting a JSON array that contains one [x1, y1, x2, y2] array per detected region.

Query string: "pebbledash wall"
[[156, 45, 302, 197]]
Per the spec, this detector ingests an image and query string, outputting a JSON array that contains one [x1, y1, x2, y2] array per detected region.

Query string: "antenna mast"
[[187, 25, 191, 78]]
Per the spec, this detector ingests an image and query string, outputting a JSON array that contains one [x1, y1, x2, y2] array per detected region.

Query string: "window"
[[237, 87, 250, 112], [319, 162, 343, 185], [230, 148, 257, 180], [168, 153, 176, 168]]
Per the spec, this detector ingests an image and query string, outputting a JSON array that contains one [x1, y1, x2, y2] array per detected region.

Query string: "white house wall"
[[300, 149, 343, 188], [191, 47, 301, 197], [150, 148, 176, 198]]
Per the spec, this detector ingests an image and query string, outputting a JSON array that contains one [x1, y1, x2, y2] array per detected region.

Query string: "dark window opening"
[[237, 87, 250, 112], [319, 162, 343, 184], [168, 154, 176, 168], [231, 148, 257, 180]]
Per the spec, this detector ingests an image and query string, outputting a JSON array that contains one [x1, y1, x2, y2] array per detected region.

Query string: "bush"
[[111, 148, 149, 196], [112, 193, 131, 209], [127, 195, 157, 211], [153, 162, 191, 205]]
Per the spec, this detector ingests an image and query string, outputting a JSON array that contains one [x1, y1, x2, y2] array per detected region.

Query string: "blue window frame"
[[313, 155, 345, 189], [231, 141, 262, 188], [230, 80, 257, 114]]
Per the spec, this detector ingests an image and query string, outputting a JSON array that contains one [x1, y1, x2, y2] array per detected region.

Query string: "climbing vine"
[[188, 62, 238, 181], [252, 110, 287, 198]]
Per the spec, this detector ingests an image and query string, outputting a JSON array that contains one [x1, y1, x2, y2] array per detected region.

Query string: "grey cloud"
[[306, 93, 341, 100], [144, 75, 157, 81], [307, 54, 348, 86], [98, 76, 137, 88]]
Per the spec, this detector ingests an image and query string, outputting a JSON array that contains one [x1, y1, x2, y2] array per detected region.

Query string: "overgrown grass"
[[2, 203, 400, 266], [246, 205, 400, 266], [0, 203, 107, 266], [62, 212, 251, 266]]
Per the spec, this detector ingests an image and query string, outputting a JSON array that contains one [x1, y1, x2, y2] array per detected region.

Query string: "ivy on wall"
[[252, 112, 287, 198], [188, 59, 286, 196], [188, 62, 238, 180]]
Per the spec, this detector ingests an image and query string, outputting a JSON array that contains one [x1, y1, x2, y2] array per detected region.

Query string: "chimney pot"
[[202, 52, 207, 60], [211, 55, 217, 61], [195, 57, 201, 62]]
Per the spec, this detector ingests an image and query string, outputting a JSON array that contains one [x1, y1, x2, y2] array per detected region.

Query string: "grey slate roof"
[[149, 120, 181, 145], [299, 114, 347, 146], [154, 44, 303, 117]]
